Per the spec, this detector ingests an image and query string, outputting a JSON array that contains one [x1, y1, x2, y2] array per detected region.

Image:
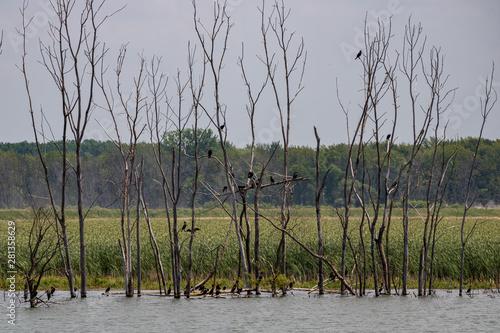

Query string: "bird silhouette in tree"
[[355, 50, 362, 60], [208, 149, 212, 158]]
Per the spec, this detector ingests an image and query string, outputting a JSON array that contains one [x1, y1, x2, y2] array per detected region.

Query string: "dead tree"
[[259, 0, 306, 276], [18, 0, 118, 298], [314, 127, 331, 294], [97, 46, 147, 297], [4, 208, 58, 307], [459, 64, 496, 296], [193, 0, 251, 288]]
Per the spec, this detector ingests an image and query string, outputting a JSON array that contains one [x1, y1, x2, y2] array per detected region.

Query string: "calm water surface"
[[2, 289, 499, 332]]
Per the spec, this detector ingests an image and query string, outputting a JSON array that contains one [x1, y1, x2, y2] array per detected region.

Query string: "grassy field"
[[1, 206, 499, 291]]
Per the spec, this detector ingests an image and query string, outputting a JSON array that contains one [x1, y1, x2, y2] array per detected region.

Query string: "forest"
[[0, 0, 498, 308], [1, 136, 499, 210]]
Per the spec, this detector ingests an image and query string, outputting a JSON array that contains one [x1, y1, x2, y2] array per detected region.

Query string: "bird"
[[230, 283, 237, 294], [355, 50, 362, 60], [270, 176, 275, 184], [237, 287, 243, 294], [215, 284, 221, 295], [466, 287, 471, 294], [223, 186, 228, 193], [289, 281, 294, 290], [104, 285, 111, 295], [386, 134, 391, 140], [208, 149, 212, 158], [201, 288, 208, 296], [167, 285, 171, 295], [193, 227, 201, 232], [181, 221, 187, 232], [220, 124, 225, 130], [248, 171, 254, 179], [46, 288, 52, 300], [209, 286, 214, 296], [292, 171, 298, 180]]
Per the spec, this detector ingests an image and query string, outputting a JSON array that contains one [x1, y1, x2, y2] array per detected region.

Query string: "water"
[[2, 289, 499, 332]]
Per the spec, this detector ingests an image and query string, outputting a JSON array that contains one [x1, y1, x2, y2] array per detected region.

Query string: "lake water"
[[2, 289, 499, 332]]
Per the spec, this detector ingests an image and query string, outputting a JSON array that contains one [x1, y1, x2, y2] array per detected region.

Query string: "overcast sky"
[[1, 0, 499, 147]]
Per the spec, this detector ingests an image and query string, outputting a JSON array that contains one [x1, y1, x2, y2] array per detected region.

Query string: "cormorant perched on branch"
[[270, 176, 275, 184], [181, 221, 187, 232], [215, 284, 221, 295], [230, 283, 237, 294], [167, 285, 171, 295], [104, 285, 111, 295], [248, 171, 254, 179], [386, 134, 391, 140], [355, 50, 362, 60], [292, 171, 298, 180], [220, 124, 225, 130], [208, 149, 212, 158], [223, 186, 228, 193]]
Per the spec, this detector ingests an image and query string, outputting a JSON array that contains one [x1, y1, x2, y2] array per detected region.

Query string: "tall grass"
[[1, 207, 499, 289]]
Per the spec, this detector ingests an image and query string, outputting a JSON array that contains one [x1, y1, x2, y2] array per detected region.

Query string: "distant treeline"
[[0, 133, 499, 209]]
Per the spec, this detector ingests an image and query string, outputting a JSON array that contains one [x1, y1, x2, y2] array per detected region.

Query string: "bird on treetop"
[[386, 134, 391, 140], [208, 149, 212, 158], [221, 124, 225, 130], [270, 176, 275, 184], [355, 50, 362, 60]]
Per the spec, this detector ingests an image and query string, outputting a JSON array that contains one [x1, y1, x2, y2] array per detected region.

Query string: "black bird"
[[230, 283, 237, 294], [386, 134, 391, 140], [221, 124, 225, 130], [223, 186, 228, 193], [215, 284, 221, 295], [466, 287, 471, 294], [208, 149, 212, 158], [167, 285, 171, 295], [201, 288, 208, 296], [289, 281, 294, 290], [237, 287, 243, 294], [270, 176, 275, 184], [104, 285, 111, 294], [181, 221, 187, 232], [292, 171, 298, 180], [186, 229, 191, 232], [46, 288, 52, 300], [209, 286, 214, 296], [355, 50, 362, 60], [193, 227, 201, 232], [248, 171, 254, 179], [51, 286, 55, 294], [223, 286, 227, 291]]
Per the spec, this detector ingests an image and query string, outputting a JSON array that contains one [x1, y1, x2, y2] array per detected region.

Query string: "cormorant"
[[270, 176, 275, 184], [208, 149, 212, 158], [223, 186, 228, 193], [181, 221, 187, 232], [193, 227, 201, 232], [386, 134, 391, 140], [46, 288, 52, 300], [230, 283, 237, 294], [215, 284, 221, 295], [201, 288, 208, 295], [167, 286, 171, 295], [292, 171, 298, 180], [105, 285, 111, 294], [237, 287, 242, 294], [355, 50, 362, 60], [221, 124, 225, 130], [466, 287, 471, 294], [248, 171, 254, 179], [209, 286, 214, 296], [289, 281, 294, 290]]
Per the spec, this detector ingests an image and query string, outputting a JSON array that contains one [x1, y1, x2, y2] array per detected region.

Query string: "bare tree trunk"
[[459, 65, 496, 296]]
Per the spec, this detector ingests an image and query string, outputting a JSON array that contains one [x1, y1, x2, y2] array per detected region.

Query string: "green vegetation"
[[1, 137, 499, 210], [2, 207, 499, 291]]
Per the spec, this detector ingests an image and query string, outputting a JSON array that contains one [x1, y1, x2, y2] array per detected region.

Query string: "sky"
[[0, 0, 499, 148]]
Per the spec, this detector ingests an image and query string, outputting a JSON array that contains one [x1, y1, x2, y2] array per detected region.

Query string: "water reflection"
[[3, 289, 499, 332]]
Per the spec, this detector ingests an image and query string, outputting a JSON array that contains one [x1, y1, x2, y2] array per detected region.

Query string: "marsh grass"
[[1, 207, 499, 291]]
